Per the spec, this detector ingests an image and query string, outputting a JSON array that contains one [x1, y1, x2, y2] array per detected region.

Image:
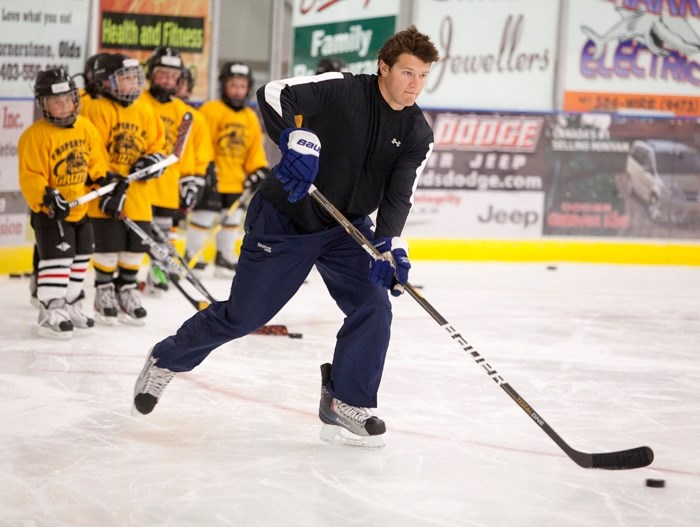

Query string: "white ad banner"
[[405, 190, 544, 239], [561, 0, 700, 115], [292, 0, 400, 26], [413, 0, 559, 111], [563, 0, 700, 97], [0, 100, 33, 192], [0, 0, 90, 98], [0, 211, 26, 246]]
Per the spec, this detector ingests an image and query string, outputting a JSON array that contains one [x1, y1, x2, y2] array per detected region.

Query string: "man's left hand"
[[368, 236, 411, 296]]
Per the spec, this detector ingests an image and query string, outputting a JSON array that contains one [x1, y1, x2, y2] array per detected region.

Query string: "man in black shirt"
[[133, 26, 439, 449]]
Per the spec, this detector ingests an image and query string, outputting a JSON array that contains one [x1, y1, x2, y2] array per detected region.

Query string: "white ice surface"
[[1, 262, 699, 526]]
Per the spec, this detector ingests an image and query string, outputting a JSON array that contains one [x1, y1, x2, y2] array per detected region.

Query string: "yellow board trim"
[[3, 238, 700, 275]]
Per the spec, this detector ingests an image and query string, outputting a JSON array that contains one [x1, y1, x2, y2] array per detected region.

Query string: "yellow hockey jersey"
[[138, 91, 196, 209], [199, 100, 268, 194], [81, 96, 166, 221], [187, 105, 214, 177], [18, 115, 109, 222]]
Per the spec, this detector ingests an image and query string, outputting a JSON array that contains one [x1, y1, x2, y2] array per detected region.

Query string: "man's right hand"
[[274, 127, 320, 203]]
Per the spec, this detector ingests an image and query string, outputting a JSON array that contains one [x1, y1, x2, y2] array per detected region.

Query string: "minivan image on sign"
[[626, 139, 700, 224]]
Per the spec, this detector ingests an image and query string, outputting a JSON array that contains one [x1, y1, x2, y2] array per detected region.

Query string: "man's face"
[[378, 53, 431, 111]]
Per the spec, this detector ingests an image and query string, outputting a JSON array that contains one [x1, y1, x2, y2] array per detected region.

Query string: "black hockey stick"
[[122, 217, 212, 310], [132, 221, 301, 336], [308, 184, 653, 470], [150, 223, 217, 303], [69, 112, 194, 208]]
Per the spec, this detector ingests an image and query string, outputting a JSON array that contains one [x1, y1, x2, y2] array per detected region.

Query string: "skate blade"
[[119, 313, 146, 327], [72, 325, 96, 336], [37, 327, 73, 340], [319, 424, 385, 450], [95, 314, 119, 326]]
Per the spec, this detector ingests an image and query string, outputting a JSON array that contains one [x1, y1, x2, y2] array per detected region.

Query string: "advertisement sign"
[[406, 110, 549, 238], [406, 189, 544, 239], [0, 0, 90, 246], [562, 0, 700, 116], [408, 108, 700, 241], [544, 113, 700, 240], [291, 0, 398, 76], [0, 0, 89, 98], [413, 0, 559, 111], [98, 0, 211, 102]]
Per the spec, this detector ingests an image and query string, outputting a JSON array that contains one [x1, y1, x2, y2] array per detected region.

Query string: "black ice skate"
[[318, 363, 386, 449], [133, 349, 175, 415]]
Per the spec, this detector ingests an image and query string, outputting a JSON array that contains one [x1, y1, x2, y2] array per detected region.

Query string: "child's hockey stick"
[[308, 184, 653, 470], [122, 217, 212, 311], [149, 223, 217, 304], [186, 188, 253, 269], [68, 112, 194, 209], [140, 222, 301, 337]]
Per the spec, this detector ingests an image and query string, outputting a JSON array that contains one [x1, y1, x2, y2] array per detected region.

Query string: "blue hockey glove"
[[130, 152, 167, 181], [42, 187, 69, 221], [368, 236, 411, 296], [99, 174, 129, 218], [275, 127, 320, 203]]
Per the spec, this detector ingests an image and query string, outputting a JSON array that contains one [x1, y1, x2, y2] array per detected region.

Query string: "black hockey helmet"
[[218, 61, 253, 109], [146, 46, 183, 101], [316, 57, 346, 74], [34, 67, 80, 127], [93, 53, 145, 104], [146, 46, 183, 80], [83, 52, 110, 98], [179, 66, 195, 92]]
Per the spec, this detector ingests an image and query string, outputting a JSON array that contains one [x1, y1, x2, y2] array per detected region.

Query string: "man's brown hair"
[[376, 25, 440, 73]]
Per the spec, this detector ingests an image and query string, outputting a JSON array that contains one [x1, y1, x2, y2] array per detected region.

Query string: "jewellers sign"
[[413, 0, 559, 111]]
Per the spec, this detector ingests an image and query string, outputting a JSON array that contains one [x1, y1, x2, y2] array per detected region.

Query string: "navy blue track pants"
[[152, 193, 392, 407]]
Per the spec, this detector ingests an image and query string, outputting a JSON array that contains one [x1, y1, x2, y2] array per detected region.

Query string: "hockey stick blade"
[[308, 185, 654, 470]]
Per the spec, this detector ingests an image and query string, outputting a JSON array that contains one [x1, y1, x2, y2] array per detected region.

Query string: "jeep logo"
[[478, 205, 539, 228]]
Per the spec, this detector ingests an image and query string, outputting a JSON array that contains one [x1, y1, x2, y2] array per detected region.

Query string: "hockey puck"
[[645, 478, 665, 488], [9, 273, 22, 278], [288, 333, 303, 339], [546, 265, 557, 271]]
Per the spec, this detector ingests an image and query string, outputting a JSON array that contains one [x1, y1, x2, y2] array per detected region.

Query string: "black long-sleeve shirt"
[[256, 72, 433, 238]]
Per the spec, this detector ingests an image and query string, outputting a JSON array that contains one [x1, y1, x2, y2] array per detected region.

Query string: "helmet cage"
[[35, 71, 80, 127], [107, 59, 146, 103]]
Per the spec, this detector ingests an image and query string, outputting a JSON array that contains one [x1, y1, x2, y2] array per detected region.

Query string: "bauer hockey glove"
[[42, 187, 69, 221], [244, 167, 270, 193], [99, 174, 129, 218], [130, 152, 167, 181], [275, 127, 320, 203], [179, 175, 204, 211], [368, 236, 411, 296]]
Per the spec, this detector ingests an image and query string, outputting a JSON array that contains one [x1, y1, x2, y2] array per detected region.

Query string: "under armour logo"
[[391, 138, 401, 147]]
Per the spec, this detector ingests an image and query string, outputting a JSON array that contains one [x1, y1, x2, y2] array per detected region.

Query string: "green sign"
[[292, 16, 396, 76]]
